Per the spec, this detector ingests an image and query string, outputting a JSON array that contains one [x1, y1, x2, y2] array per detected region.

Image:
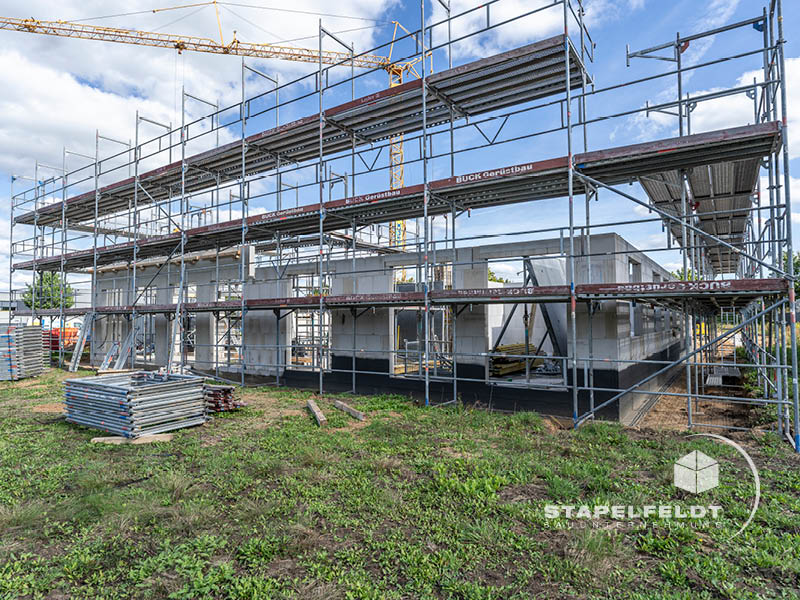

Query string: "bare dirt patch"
[[14, 379, 48, 389], [637, 374, 753, 432], [267, 557, 304, 579], [243, 392, 307, 422], [498, 482, 549, 503], [440, 446, 476, 460], [542, 415, 572, 432], [201, 435, 224, 447], [330, 418, 369, 432], [32, 403, 63, 414]]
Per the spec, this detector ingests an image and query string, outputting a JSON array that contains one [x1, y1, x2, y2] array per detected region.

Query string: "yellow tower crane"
[[0, 3, 430, 249]]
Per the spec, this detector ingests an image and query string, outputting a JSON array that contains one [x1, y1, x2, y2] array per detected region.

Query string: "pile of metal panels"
[[63, 371, 206, 437], [204, 384, 245, 412], [0, 324, 46, 381]]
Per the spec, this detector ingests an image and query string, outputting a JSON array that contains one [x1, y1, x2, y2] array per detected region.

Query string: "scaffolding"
[[9, 0, 799, 450]]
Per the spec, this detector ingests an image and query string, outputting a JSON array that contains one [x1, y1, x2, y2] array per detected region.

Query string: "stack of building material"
[[0, 324, 46, 381], [203, 384, 245, 412], [21, 326, 46, 378], [63, 371, 206, 437], [0, 329, 20, 381], [490, 343, 543, 376]]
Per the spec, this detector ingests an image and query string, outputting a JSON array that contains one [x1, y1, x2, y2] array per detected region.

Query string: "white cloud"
[[0, 48, 172, 178], [622, 56, 800, 157], [428, 0, 561, 60], [680, 0, 741, 73], [761, 174, 800, 225], [630, 232, 667, 251], [685, 58, 800, 160], [490, 260, 522, 282], [428, 0, 644, 60], [583, 0, 649, 27], [0, 0, 398, 179]]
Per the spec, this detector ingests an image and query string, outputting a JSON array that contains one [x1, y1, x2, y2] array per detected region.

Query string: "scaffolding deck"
[[16, 35, 585, 228], [639, 156, 766, 274], [17, 278, 785, 317], [15, 122, 780, 273]]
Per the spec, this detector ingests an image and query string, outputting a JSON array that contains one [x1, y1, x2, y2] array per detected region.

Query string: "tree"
[[23, 272, 74, 309], [669, 267, 699, 281], [488, 267, 509, 284], [784, 252, 800, 294]]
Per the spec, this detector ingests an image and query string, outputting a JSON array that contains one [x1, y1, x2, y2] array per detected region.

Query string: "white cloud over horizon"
[[428, 0, 646, 60], [0, 0, 398, 179]]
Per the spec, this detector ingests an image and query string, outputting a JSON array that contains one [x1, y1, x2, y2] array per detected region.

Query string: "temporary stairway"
[[113, 319, 139, 370], [99, 341, 120, 371], [68, 313, 94, 372]]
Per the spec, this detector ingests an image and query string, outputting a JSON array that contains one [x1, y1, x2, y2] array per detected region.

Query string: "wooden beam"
[[333, 400, 365, 421], [307, 398, 327, 427]]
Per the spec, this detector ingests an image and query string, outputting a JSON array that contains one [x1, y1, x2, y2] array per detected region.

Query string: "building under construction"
[[9, 1, 799, 445]]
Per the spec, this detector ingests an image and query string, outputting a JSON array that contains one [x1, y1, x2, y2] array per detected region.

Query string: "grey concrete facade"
[[91, 233, 681, 422]]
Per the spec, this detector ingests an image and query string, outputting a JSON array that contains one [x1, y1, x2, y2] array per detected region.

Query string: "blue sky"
[[1, 0, 798, 287]]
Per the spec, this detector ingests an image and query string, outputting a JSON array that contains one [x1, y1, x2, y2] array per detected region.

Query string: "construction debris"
[[0, 324, 46, 381], [490, 344, 543, 377], [307, 398, 327, 427], [204, 384, 245, 412], [333, 400, 365, 421], [97, 368, 137, 376], [64, 371, 206, 438]]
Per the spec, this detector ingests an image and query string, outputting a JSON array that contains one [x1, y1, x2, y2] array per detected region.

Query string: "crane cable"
[[67, 2, 388, 25]]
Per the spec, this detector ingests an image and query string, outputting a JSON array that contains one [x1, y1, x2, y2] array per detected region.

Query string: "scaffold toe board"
[[578, 278, 787, 308], [13, 279, 787, 317]]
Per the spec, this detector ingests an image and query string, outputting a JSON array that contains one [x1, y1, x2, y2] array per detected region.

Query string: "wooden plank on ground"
[[97, 368, 137, 375], [333, 400, 365, 421], [91, 433, 173, 445], [307, 398, 327, 427]]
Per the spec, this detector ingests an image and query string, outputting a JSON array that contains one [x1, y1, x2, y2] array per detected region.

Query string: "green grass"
[[0, 369, 799, 599]]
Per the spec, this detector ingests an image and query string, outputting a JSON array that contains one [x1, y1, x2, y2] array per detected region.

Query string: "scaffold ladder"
[[113, 318, 140, 370], [167, 314, 184, 373], [68, 313, 94, 372], [99, 341, 120, 371]]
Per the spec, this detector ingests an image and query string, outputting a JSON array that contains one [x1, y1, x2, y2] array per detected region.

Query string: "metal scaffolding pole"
[[421, 0, 431, 407], [240, 61, 249, 387], [565, 0, 579, 427], [776, 0, 799, 451]]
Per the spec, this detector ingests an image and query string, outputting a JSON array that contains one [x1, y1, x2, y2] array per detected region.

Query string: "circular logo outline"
[[687, 433, 760, 539]]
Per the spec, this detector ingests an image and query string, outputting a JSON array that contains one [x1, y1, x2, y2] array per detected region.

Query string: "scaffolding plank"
[[15, 122, 779, 274], [13, 279, 787, 317], [16, 35, 585, 228], [579, 278, 788, 299]]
